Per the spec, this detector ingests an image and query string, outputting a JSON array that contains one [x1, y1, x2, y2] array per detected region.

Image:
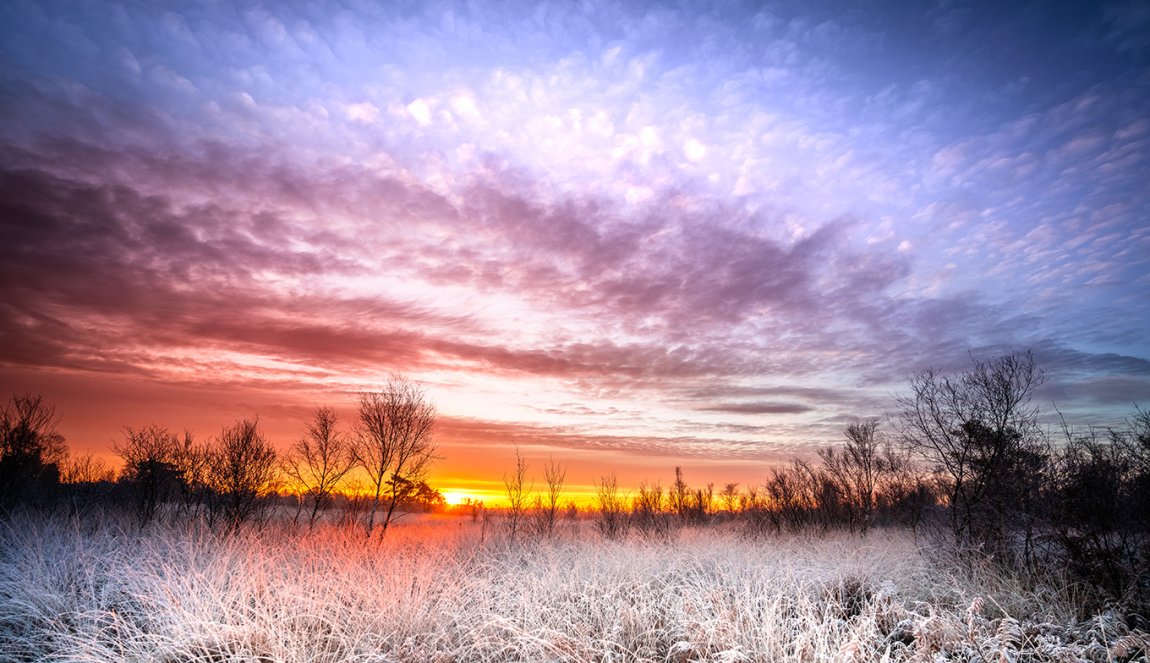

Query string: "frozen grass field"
[[1, 514, 1146, 662]]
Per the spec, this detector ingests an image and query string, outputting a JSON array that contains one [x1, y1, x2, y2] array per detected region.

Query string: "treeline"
[[574, 352, 1148, 614], [0, 375, 442, 536], [587, 426, 931, 541]]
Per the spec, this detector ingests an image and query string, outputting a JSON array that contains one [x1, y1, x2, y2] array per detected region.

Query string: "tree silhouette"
[[114, 425, 186, 526], [538, 456, 566, 537], [352, 375, 437, 538], [207, 419, 278, 534], [595, 472, 628, 539], [502, 446, 531, 543], [631, 480, 668, 535], [0, 394, 66, 511], [895, 350, 1045, 556], [282, 406, 355, 529], [819, 419, 908, 534], [1049, 407, 1150, 609]]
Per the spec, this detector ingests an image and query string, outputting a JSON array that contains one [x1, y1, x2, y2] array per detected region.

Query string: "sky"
[[2, 0, 1149, 503]]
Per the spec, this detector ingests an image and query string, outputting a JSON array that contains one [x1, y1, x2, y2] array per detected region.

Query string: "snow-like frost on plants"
[[0, 514, 1146, 662]]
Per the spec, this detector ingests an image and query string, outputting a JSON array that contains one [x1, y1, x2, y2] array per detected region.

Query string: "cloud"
[[696, 402, 814, 415], [0, 152, 480, 384], [1, 0, 1147, 470], [0, 123, 1079, 406], [435, 414, 804, 461], [345, 102, 380, 124]]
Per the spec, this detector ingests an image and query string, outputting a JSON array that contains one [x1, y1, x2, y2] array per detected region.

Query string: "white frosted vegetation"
[[0, 515, 1144, 662]]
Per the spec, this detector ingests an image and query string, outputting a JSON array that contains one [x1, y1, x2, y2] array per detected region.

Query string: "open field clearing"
[[2, 514, 1146, 662]]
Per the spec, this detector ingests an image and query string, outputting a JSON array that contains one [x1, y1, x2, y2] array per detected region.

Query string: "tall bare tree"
[[819, 419, 894, 533], [895, 350, 1046, 554], [283, 406, 355, 528], [503, 446, 531, 543], [595, 472, 628, 539], [670, 466, 689, 521], [207, 418, 278, 534], [540, 455, 566, 537], [352, 375, 437, 538]]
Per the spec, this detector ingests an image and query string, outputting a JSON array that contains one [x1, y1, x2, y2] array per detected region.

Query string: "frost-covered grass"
[[1, 513, 1146, 662]]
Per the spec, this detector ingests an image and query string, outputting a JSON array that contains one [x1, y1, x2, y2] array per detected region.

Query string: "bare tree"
[[539, 455, 566, 537], [719, 482, 740, 514], [171, 432, 211, 520], [282, 406, 355, 529], [819, 419, 892, 534], [114, 425, 185, 526], [1047, 406, 1150, 609], [895, 350, 1046, 555], [595, 472, 628, 539], [207, 419, 278, 534], [632, 480, 669, 536], [689, 483, 715, 523], [739, 485, 762, 514], [352, 375, 438, 538], [797, 459, 845, 531], [765, 460, 824, 532], [670, 466, 690, 521], [0, 394, 66, 510], [503, 446, 531, 543]]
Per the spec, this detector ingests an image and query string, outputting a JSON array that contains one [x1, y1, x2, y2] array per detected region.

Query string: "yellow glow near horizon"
[[441, 490, 473, 506]]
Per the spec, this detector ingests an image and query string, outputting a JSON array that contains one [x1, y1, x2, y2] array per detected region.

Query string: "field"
[[1, 514, 1146, 662]]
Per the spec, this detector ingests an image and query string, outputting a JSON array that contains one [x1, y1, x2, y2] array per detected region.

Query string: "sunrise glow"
[[441, 491, 473, 507]]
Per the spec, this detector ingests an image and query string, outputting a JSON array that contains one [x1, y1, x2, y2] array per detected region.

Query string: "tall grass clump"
[[1, 513, 1146, 662]]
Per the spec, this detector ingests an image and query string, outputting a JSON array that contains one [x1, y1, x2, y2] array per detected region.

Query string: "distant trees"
[[0, 379, 445, 535], [353, 375, 438, 538], [60, 452, 114, 485], [113, 420, 277, 532]]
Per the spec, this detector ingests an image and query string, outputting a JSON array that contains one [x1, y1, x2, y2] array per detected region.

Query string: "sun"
[[441, 491, 473, 506]]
